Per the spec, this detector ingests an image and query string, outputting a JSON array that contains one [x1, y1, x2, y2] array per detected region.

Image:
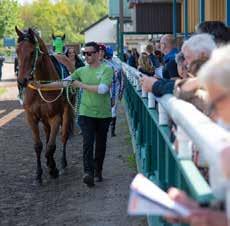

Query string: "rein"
[[37, 87, 64, 103], [28, 83, 63, 91]]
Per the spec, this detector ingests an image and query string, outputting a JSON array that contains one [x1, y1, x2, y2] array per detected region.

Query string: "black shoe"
[[94, 171, 103, 182], [83, 174, 94, 187]]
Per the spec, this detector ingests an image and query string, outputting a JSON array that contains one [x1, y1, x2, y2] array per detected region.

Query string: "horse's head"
[[15, 26, 48, 87]]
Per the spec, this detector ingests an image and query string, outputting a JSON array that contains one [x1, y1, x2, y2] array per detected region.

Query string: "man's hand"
[[72, 80, 83, 89], [139, 75, 158, 92], [164, 187, 199, 224], [168, 187, 199, 209]]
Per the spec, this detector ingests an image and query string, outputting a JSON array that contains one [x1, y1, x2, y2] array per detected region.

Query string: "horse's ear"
[[15, 26, 23, 37], [52, 33, 55, 40], [34, 32, 48, 54], [62, 34, 65, 40]]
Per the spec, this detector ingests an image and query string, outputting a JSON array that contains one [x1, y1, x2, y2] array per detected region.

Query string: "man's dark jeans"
[[79, 116, 111, 177]]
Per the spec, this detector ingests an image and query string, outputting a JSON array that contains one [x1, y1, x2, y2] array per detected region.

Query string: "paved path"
[[0, 63, 147, 226]]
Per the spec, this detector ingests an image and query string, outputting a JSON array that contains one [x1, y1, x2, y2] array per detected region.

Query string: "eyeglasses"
[[208, 93, 230, 114], [83, 51, 97, 56]]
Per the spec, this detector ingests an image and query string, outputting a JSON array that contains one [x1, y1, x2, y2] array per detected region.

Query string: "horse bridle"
[[18, 37, 64, 103]]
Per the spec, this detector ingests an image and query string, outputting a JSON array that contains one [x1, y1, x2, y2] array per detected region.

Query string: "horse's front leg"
[[27, 114, 43, 184], [46, 115, 61, 178]]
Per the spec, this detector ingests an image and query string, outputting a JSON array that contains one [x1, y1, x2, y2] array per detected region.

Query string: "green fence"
[[122, 64, 214, 226]]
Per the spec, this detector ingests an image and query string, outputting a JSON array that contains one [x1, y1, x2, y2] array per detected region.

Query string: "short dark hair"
[[85, 42, 99, 52], [196, 21, 230, 44]]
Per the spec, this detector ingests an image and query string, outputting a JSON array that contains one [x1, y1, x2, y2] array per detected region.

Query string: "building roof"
[[128, 0, 181, 8], [80, 15, 109, 34]]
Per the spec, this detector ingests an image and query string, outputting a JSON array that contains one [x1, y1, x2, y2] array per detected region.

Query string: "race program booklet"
[[128, 174, 191, 217]]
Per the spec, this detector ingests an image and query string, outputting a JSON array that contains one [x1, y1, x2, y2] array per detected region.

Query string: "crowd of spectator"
[[125, 21, 230, 226]]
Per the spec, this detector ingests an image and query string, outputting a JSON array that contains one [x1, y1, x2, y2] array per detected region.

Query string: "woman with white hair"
[[199, 46, 230, 209], [165, 44, 230, 226], [198, 45, 230, 127], [182, 33, 216, 68], [174, 33, 217, 94]]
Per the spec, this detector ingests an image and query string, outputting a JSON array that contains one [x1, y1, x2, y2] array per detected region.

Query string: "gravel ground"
[[0, 63, 147, 226]]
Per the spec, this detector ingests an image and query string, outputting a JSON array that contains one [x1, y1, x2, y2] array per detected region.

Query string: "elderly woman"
[[165, 44, 230, 226], [198, 45, 230, 128]]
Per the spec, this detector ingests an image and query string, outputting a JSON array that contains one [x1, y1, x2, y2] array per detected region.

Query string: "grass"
[[119, 100, 137, 169], [127, 153, 137, 170], [0, 87, 6, 96]]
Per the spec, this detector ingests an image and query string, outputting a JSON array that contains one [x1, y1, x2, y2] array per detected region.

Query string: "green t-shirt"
[[71, 63, 113, 118]]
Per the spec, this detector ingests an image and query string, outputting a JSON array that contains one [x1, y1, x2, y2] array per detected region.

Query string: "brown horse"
[[15, 27, 75, 184]]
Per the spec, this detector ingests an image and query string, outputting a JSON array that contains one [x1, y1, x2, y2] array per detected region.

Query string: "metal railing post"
[[199, 0, 205, 23]]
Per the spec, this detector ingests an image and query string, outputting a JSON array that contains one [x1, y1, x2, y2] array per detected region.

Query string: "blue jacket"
[[152, 79, 175, 97], [162, 48, 178, 79]]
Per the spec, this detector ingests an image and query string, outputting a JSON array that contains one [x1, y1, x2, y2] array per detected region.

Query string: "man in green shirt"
[[71, 42, 113, 187], [36, 42, 113, 187]]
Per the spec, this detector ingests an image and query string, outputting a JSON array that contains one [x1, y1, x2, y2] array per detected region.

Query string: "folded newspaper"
[[128, 174, 191, 217]]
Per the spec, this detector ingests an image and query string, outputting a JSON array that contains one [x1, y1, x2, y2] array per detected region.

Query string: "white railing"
[[121, 61, 230, 204]]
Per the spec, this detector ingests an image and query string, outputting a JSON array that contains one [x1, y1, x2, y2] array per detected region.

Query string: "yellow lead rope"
[[27, 83, 63, 91]]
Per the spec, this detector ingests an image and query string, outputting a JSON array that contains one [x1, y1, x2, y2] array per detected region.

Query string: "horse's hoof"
[[49, 168, 59, 179]]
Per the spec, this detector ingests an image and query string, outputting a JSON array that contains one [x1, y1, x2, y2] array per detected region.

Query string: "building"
[[81, 15, 117, 49]]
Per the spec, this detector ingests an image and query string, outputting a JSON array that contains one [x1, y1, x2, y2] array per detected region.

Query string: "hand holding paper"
[[128, 174, 191, 217]]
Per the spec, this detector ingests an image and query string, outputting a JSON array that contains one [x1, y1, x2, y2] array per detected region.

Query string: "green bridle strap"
[[30, 43, 40, 79]]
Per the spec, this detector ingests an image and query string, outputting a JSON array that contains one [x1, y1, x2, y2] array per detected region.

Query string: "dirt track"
[[0, 65, 147, 226]]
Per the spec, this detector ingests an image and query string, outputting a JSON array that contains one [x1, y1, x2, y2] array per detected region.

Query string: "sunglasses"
[[83, 51, 97, 56]]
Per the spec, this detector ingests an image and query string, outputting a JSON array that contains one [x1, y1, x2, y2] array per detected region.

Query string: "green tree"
[[19, 0, 107, 44], [0, 0, 23, 39]]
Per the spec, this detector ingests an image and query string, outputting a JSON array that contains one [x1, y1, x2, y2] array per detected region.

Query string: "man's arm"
[[72, 81, 109, 94]]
